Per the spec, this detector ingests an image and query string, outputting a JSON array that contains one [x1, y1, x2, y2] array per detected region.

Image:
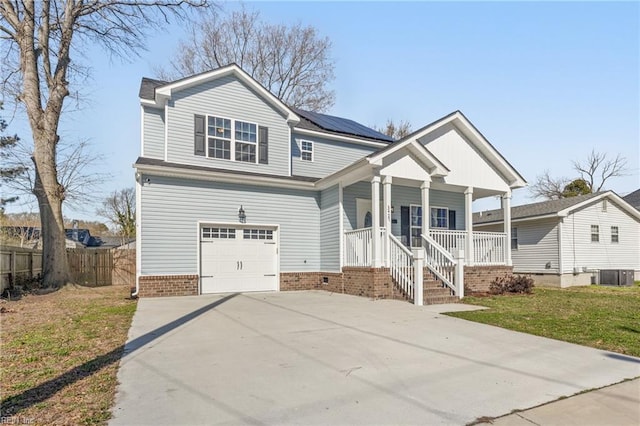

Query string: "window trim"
[[590, 225, 599, 243], [300, 139, 314, 162], [205, 114, 259, 164], [611, 226, 619, 243], [430, 206, 449, 229]]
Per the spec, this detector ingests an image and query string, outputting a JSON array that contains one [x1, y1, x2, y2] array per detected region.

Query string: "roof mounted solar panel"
[[295, 108, 394, 143]]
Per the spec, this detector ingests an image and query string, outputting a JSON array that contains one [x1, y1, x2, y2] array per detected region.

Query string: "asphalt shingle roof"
[[622, 188, 640, 210], [473, 192, 604, 225]]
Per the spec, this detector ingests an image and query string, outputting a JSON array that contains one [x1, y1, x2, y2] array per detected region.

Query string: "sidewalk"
[[481, 378, 640, 426]]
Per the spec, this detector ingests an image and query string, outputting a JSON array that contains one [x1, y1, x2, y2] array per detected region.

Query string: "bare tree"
[[2, 138, 107, 210], [374, 119, 412, 140], [97, 188, 135, 241], [573, 150, 627, 192], [529, 171, 569, 200], [0, 0, 206, 288], [1, 101, 26, 209], [160, 6, 335, 112]]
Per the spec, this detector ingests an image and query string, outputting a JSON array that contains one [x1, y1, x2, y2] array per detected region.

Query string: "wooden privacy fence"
[[1, 246, 43, 292], [67, 249, 113, 287], [1, 246, 136, 290]]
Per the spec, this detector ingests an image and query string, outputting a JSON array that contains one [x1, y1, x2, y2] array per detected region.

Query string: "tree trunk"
[[32, 135, 69, 288]]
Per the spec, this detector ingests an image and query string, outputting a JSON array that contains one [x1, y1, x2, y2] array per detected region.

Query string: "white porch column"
[[382, 175, 392, 267], [338, 182, 344, 270], [421, 180, 430, 237], [464, 187, 474, 266], [503, 191, 512, 266], [371, 176, 382, 267]]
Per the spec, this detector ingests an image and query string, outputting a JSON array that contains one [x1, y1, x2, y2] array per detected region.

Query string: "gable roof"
[[140, 64, 300, 124], [139, 66, 392, 145], [374, 110, 527, 190], [623, 188, 640, 210], [474, 191, 640, 225]]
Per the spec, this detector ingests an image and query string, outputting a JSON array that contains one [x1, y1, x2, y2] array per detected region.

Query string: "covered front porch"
[[315, 111, 525, 304]]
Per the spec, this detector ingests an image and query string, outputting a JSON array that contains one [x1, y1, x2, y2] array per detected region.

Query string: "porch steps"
[[423, 279, 459, 305]]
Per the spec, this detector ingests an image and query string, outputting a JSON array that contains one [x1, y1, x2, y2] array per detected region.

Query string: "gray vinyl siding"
[[343, 181, 466, 234], [165, 75, 290, 176], [139, 174, 320, 275], [143, 106, 165, 159], [291, 133, 377, 178], [320, 185, 340, 271], [561, 199, 640, 272], [480, 219, 561, 273]]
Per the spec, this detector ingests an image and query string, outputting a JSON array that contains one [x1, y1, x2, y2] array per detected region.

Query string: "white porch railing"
[[344, 227, 386, 267], [430, 229, 506, 266], [473, 232, 506, 266], [389, 234, 415, 301], [421, 233, 459, 296]]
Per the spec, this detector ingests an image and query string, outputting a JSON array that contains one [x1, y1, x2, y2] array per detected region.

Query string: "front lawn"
[[1, 285, 136, 425], [446, 284, 640, 357]]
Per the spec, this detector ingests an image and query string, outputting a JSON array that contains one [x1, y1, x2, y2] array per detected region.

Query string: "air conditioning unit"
[[599, 270, 635, 286]]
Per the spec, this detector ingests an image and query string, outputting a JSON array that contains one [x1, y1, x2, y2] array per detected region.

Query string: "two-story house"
[[134, 64, 526, 303]]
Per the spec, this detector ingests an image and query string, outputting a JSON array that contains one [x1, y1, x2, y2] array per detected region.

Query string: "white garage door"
[[200, 226, 278, 294]]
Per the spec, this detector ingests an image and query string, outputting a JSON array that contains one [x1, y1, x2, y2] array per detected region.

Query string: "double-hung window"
[[430, 207, 448, 229], [511, 227, 518, 250], [206, 116, 258, 163], [208, 116, 231, 160], [591, 225, 599, 243], [300, 140, 313, 161], [235, 120, 257, 162], [611, 226, 619, 243]]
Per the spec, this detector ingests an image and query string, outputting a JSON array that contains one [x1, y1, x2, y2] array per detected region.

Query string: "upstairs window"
[[208, 116, 231, 160], [234, 120, 257, 163], [195, 114, 266, 164], [301, 140, 313, 161], [611, 226, 619, 243], [591, 225, 599, 243]]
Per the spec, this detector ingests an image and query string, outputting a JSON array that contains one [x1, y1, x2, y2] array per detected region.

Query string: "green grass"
[[1, 286, 136, 425], [446, 284, 640, 357]]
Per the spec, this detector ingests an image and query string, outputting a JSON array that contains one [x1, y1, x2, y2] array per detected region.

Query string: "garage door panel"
[[200, 226, 278, 294]]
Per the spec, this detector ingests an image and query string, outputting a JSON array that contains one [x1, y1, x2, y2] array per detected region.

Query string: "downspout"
[[131, 171, 143, 298]]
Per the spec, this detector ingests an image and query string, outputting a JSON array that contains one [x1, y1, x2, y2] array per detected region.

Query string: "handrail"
[[389, 234, 414, 301], [421, 233, 456, 294]]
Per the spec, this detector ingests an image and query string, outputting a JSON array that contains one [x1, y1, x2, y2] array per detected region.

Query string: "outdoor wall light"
[[238, 205, 246, 223]]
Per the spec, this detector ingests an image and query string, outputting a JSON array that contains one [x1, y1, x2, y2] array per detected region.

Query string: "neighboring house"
[[134, 64, 527, 302], [623, 188, 640, 211], [474, 192, 640, 287]]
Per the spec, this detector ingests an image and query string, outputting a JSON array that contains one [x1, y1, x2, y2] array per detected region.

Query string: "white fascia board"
[[369, 139, 449, 177], [474, 213, 560, 227], [451, 113, 527, 189], [140, 98, 157, 107], [558, 191, 640, 221], [294, 128, 389, 148], [154, 65, 300, 125], [134, 163, 316, 191]]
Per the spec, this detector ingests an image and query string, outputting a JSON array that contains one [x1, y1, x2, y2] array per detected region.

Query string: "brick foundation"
[[280, 269, 404, 300], [464, 265, 514, 293], [138, 275, 199, 297]]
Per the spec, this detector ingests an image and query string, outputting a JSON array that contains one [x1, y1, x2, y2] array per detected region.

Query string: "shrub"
[[489, 274, 534, 295]]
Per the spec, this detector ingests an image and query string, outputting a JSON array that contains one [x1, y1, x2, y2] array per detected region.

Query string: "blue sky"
[[4, 1, 639, 222]]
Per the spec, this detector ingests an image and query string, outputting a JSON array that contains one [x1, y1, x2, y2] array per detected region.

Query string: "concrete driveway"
[[110, 291, 640, 425]]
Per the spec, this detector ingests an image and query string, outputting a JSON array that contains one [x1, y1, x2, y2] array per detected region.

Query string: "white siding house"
[[135, 64, 527, 302], [474, 192, 640, 287]]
